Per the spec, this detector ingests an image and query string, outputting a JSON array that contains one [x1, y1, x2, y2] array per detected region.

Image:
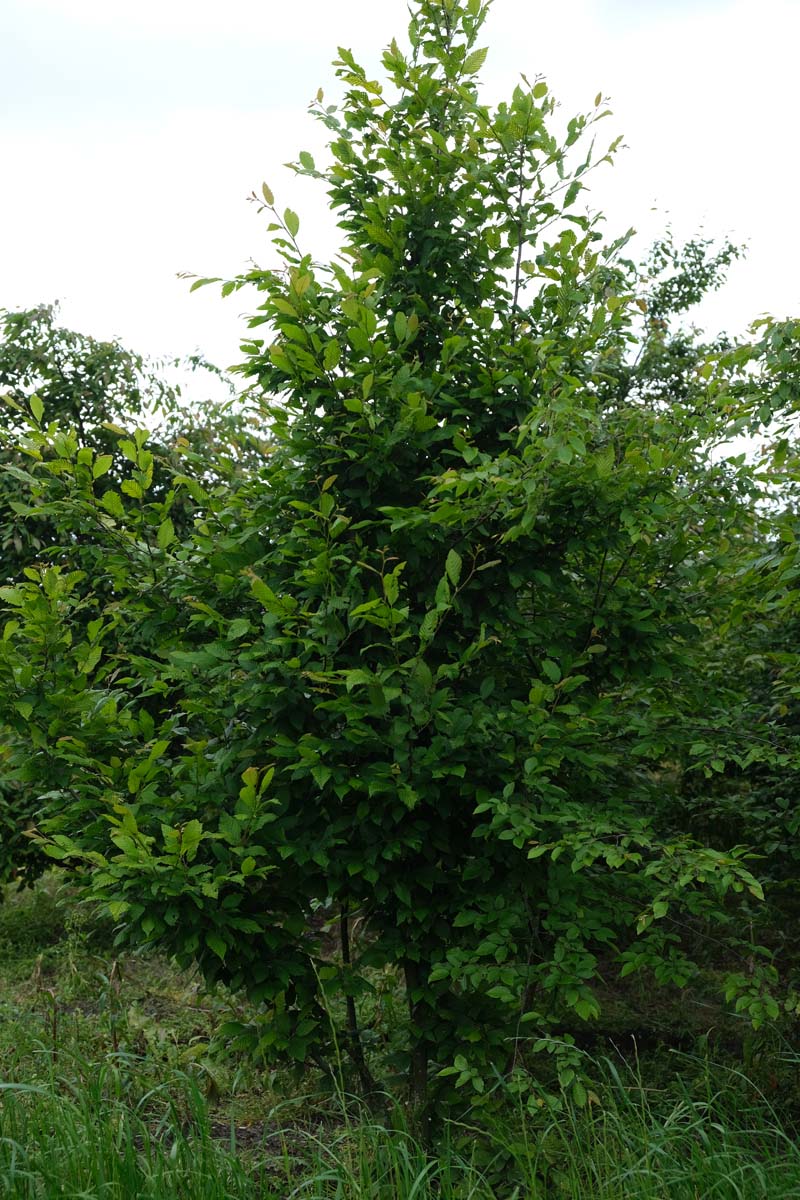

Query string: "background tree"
[[0, 305, 270, 889], [0, 303, 271, 578]]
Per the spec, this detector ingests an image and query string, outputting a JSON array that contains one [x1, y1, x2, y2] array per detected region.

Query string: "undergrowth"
[[2, 878, 800, 1198]]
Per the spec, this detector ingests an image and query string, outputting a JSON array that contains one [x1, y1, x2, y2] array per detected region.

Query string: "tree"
[[0, 305, 269, 889], [0, 304, 272, 578], [0, 0, 780, 1114]]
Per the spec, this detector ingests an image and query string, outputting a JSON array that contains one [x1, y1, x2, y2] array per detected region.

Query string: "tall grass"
[[2, 1051, 800, 1198], [0, 1067, 256, 1199], [485, 1054, 800, 1199]]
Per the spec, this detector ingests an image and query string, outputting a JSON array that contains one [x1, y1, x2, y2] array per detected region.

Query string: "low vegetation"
[[1, 880, 800, 1198]]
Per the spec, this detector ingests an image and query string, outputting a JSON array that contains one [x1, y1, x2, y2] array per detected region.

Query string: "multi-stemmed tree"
[[1, 0, 793, 1112]]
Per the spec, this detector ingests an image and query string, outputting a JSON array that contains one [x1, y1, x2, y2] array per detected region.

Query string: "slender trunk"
[[403, 959, 430, 1139], [339, 903, 378, 1099]]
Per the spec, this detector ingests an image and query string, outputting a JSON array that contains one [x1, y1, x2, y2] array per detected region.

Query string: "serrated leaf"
[[419, 610, 438, 643], [595, 445, 615, 477], [284, 209, 300, 238], [100, 491, 125, 519], [92, 454, 114, 480], [445, 549, 462, 587], [463, 46, 488, 75], [541, 659, 561, 683], [383, 572, 399, 605], [261, 182, 274, 205], [77, 643, 102, 676]]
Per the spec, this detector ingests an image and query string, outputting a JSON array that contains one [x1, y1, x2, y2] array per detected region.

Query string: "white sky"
[[0, 0, 797, 379]]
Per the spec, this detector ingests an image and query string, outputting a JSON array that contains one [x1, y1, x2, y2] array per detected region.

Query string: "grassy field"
[[1, 878, 800, 1198]]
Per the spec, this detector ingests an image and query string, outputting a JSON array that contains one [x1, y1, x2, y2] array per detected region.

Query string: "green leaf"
[[541, 659, 561, 683], [419, 611, 438, 643], [564, 180, 582, 207], [319, 492, 335, 519], [206, 932, 226, 960], [92, 454, 114, 479], [463, 46, 488, 76], [180, 820, 203, 862], [249, 574, 293, 616], [445, 549, 462, 587], [100, 491, 125, 519], [323, 340, 341, 371], [29, 394, 44, 424], [157, 517, 175, 550], [284, 209, 300, 238], [311, 764, 332, 789], [344, 668, 373, 690]]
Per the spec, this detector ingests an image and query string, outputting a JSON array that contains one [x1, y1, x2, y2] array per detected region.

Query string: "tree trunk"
[[339, 903, 379, 1100], [403, 959, 430, 1140]]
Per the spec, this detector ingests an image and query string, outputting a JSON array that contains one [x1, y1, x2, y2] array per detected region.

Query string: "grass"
[[3, 1059, 800, 1198], [2, 878, 800, 1198]]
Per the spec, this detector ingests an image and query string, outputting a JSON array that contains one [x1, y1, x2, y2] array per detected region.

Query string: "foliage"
[[1, 0, 798, 1117], [0, 304, 169, 578], [0, 306, 270, 891], [0, 303, 269, 577]]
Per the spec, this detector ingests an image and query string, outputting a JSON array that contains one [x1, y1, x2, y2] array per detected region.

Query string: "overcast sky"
[[0, 0, 797, 379]]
